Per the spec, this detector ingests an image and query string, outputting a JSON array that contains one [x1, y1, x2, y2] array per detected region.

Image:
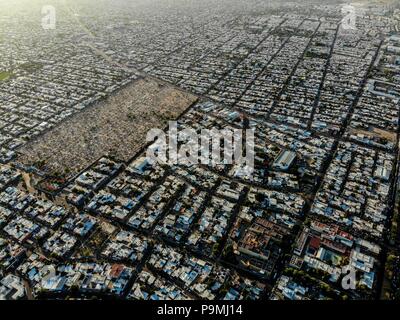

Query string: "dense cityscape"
[[0, 0, 400, 302]]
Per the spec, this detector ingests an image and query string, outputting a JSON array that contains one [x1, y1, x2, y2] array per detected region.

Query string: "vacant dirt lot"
[[17, 78, 197, 176], [352, 127, 397, 143]]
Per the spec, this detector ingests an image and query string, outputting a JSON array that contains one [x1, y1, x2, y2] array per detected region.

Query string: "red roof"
[[309, 237, 321, 250], [110, 264, 124, 278]]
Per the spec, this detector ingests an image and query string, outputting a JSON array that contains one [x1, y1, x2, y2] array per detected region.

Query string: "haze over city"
[[0, 0, 399, 304]]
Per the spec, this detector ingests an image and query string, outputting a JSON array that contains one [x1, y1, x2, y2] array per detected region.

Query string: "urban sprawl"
[[0, 0, 400, 301]]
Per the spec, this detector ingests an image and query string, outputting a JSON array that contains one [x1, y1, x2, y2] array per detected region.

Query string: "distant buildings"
[[0, 0, 399, 301]]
